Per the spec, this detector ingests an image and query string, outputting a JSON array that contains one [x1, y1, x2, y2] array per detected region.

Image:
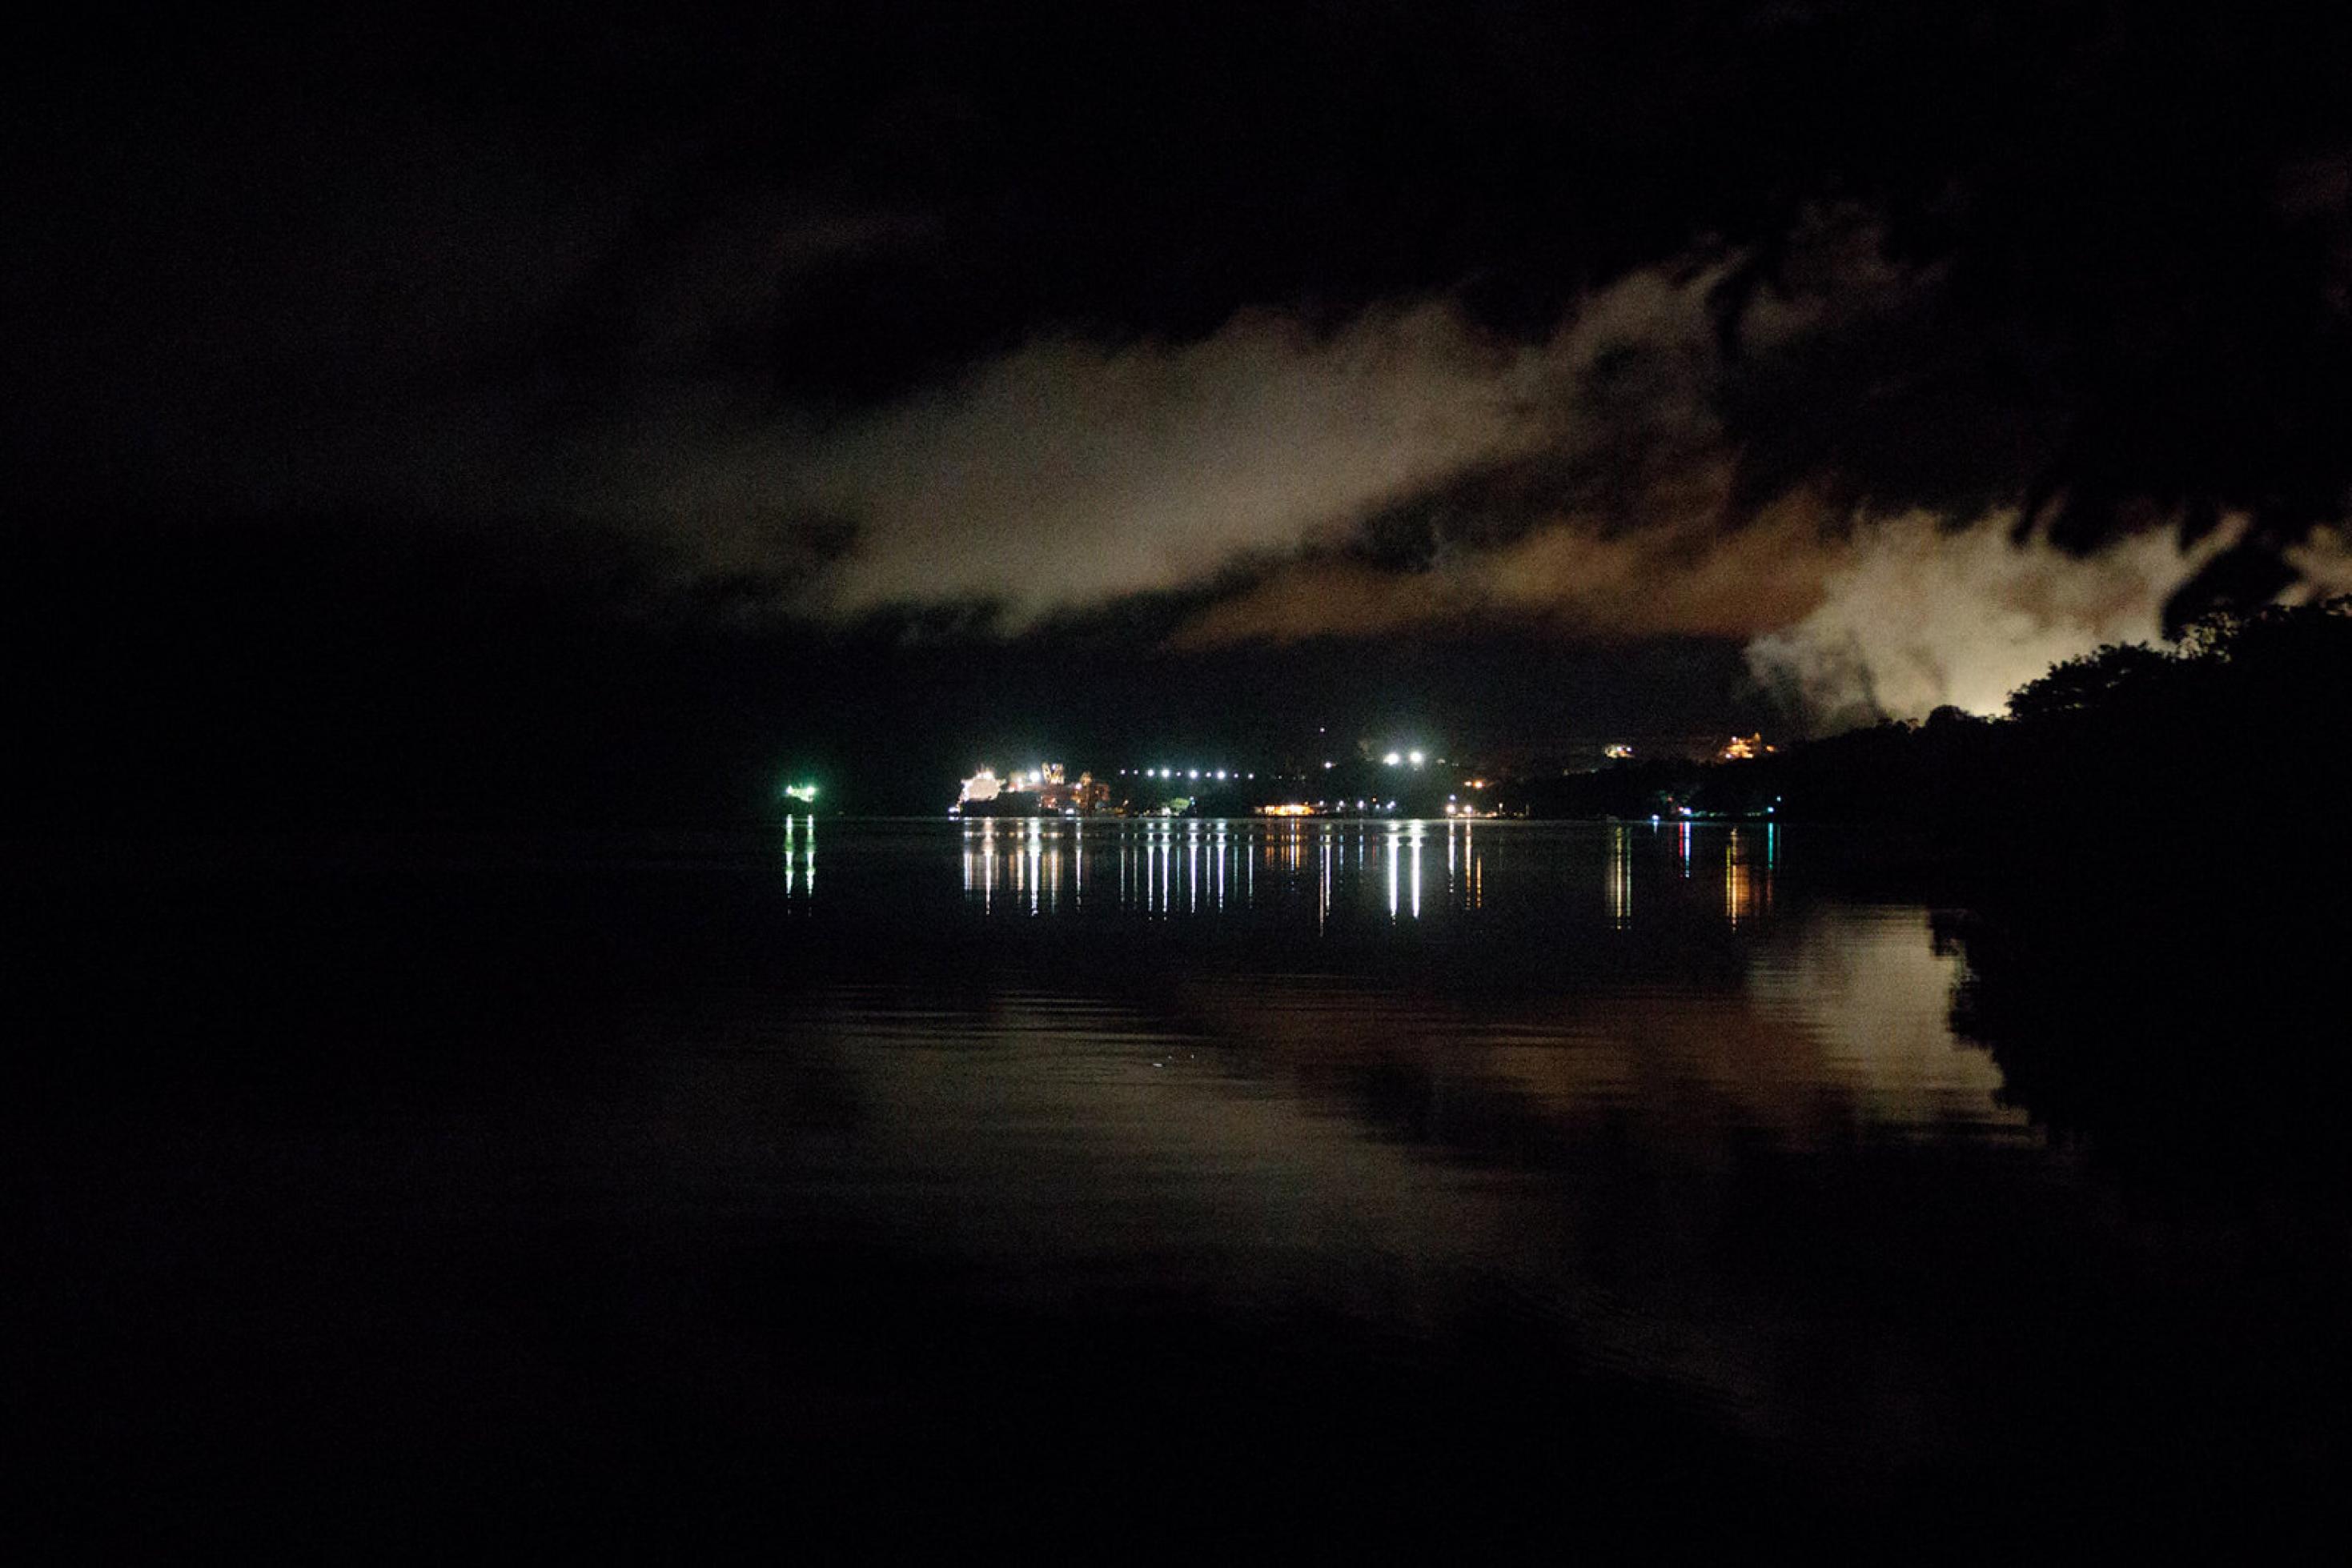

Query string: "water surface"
[[13, 820, 2343, 1552]]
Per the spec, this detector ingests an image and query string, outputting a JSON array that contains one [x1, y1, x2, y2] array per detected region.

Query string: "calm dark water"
[[10, 820, 2346, 1553]]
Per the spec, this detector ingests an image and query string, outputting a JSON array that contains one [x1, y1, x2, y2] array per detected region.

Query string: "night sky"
[[10, 4, 2352, 817]]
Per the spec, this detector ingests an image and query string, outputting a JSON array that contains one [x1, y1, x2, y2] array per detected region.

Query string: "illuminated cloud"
[[2282, 526, 2352, 601], [593, 200, 2338, 734], [1178, 494, 2352, 732], [45, 98, 2334, 739], [585, 263, 1740, 623], [1745, 513, 2241, 726], [1167, 486, 1844, 647], [792, 302, 1569, 621], [592, 211, 2009, 661]]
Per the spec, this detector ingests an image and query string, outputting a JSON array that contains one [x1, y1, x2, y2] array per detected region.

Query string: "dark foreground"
[[10, 822, 2346, 1555]]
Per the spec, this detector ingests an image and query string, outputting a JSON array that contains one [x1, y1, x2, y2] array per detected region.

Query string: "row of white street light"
[[1122, 751, 1433, 783]]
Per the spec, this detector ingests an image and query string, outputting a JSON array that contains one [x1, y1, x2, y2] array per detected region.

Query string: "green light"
[[782, 781, 820, 804]]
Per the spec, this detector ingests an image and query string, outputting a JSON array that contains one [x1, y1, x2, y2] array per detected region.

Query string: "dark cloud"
[[10, 3, 2352, 746]]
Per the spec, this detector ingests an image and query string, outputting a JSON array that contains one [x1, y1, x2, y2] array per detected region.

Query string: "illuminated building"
[[1719, 733, 1776, 761], [955, 763, 1114, 816], [1054, 771, 1113, 814]]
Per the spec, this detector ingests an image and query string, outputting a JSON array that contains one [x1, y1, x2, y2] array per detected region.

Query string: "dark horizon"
[[9, 511, 1785, 825]]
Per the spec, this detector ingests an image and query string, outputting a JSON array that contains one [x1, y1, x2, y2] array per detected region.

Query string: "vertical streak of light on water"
[[1724, 828, 1752, 928], [1411, 823, 1422, 920], [1319, 826, 1331, 933], [1608, 823, 1632, 930], [1387, 822, 1400, 920], [1186, 824, 1197, 916]]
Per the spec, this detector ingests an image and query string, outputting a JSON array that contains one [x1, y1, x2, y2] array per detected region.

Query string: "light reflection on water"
[[807, 822, 1986, 1153], [817, 821, 2014, 1154], [780, 812, 815, 899], [950, 816, 1784, 932], [651, 819, 2036, 1465], [24, 820, 2342, 1546], [762, 908, 2014, 1456]]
